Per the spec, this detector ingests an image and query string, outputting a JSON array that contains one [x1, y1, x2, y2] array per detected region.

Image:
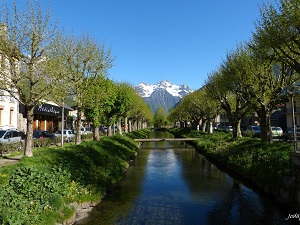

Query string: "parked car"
[[33, 130, 57, 139], [80, 127, 93, 135], [247, 126, 261, 133], [54, 130, 75, 142], [0, 129, 23, 143], [271, 127, 283, 137], [223, 126, 233, 131], [287, 127, 300, 135]]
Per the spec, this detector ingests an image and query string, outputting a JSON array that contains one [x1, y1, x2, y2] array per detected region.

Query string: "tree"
[[168, 99, 191, 128], [195, 88, 220, 133], [226, 44, 299, 142], [82, 76, 110, 141], [98, 79, 117, 136], [122, 85, 141, 133], [127, 94, 153, 131], [205, 63, 253, 140], [0, 0, 64, 157], [153, 106, 168, 128], [56, 34, 113, 143], [114, 83, 134, 135], [252, 0, 300, 73]]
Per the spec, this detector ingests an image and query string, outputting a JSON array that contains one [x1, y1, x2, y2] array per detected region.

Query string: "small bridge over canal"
[[134, 138, 198, 142]]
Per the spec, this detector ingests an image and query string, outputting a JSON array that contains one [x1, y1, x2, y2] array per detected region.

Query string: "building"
[[0, 25, 19, 131], [0, 90, 19, 130], [19, 101, 74, 133]]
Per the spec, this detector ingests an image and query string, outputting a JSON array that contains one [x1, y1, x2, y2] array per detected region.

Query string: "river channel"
[[78, 131, 298, 225]]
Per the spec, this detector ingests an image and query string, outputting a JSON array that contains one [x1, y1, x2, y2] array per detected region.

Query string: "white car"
[[0, 129, 23, 143], [271, 127, 283, 137], [81, 127, 93, 135], [54, 130, 75, 142]]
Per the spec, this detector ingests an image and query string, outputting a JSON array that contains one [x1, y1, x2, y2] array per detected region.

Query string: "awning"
[[19, 103, 74, 117]]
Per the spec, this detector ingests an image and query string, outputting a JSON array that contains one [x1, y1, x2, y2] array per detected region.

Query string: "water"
[[78, 131, 298, 225]]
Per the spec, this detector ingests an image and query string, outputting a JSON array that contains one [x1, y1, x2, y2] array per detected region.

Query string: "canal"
[[78, 131, 298, 225]]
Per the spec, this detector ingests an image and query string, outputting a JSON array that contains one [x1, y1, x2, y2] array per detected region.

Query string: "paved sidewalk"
[[0, 154, 23, 168]]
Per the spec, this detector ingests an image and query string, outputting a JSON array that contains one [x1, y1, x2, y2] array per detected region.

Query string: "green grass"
[[0, 129, 150, 225]]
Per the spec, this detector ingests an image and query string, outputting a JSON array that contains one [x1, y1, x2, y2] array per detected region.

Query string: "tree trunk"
[[108, 125, 112, 136], [75, 108, 82, 145], [128, 119, 132, 132], [93, 126, 100, 141], [259, 109, 272, 143], [202, 121, 206, 132], [117, 117, 122, 135], [124, 116, 128, 133], [132, 120, 136, 131], [207, 120, 213, 134], [232, 120, 242, 140], [24, 106, 34, 157]]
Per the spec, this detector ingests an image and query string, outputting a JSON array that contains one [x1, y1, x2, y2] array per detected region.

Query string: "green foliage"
[[33, 138, 58, 148], [0, 166, 70, 224], [124, 128, 152, 139], [153, 106, 168, 128], [0, 132, 142, 224], [81, 133, 93, 140], [0, 142, 24, 156], [83, 76, 112, 129]]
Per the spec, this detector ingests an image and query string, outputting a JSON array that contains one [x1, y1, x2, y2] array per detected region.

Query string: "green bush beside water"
[[0, 129, 151, 225], [169, 128, 293, 195]]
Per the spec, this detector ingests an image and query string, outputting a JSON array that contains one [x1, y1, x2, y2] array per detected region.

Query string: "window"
[[9, 96, 15, 102], [13, 131, 20, 138], [4, 131, 12, 139], [0, 107, 3, 125], [9, 109, 14, 125]]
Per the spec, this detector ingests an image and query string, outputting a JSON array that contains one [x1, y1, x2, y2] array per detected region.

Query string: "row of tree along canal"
[[78, 131, 297, 225]]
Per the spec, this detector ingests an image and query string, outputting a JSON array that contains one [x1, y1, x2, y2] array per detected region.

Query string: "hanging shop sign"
[[34, 103, 61, 116]]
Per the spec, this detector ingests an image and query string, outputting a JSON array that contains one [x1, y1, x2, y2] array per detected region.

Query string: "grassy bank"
[[169, 127, 294, 196], [0, 129, 151, 225]]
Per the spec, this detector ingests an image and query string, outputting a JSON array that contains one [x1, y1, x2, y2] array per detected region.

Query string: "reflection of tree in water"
[[178, 150, 296, 225], [206, 179, 298, 225], [178, 150, 231, 202]]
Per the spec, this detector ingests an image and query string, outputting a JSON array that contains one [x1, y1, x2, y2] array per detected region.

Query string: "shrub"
[[241, 130, 256, 137], [0, 142, 24, 156], [81, 133, 93, 140], [0, 166, 72, 224], [33, 138, 57, 148]]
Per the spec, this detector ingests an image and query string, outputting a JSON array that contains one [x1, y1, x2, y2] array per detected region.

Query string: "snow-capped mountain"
[[135, 80, 193, 113]]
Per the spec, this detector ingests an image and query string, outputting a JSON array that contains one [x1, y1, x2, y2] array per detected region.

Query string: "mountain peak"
[[135, 80, 193, 113], [158, 79, 171, 86], [136, 80, 193, 97]]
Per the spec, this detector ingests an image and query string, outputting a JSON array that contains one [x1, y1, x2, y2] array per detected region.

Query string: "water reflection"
[[79, 131, 297, 225]]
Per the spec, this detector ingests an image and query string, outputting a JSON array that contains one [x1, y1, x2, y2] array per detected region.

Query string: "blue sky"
[[18, 0, 274, 90]]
